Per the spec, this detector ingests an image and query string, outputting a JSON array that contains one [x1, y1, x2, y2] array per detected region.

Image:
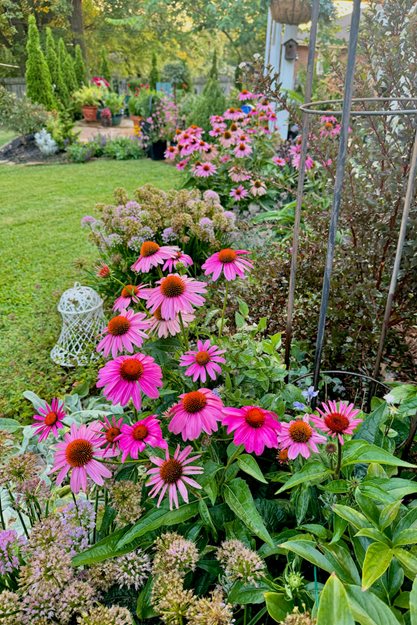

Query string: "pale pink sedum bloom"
[[222, 406, 281, 455], [113, 284, 146, 312], [179, 339, 226, 383], [148, 306, 195, 338], [141, 273, 206, 320], [202, 248, 253, 281], [131, 241, 179, 273], [162, 251, 193, 272], [97, 353, 163, 410], [168, 388, 224, 441], [97, 309, 150, 359], [51, 422, 112, 493], [117, 416, 167, 461], [277, 416, 327, 459], [146, 445, 203, 510], [310, 400, 362, 444], [32, 398, 66, 441]]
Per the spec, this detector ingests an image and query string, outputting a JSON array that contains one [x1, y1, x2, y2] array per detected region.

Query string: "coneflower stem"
[[335, 439, 343, 478], [218, 281, 229, 338], [179, 312, 189, 350]]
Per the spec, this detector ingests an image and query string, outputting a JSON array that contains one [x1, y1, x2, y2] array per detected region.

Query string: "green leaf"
[[23, 390, 46, 410], [238, 299, 249, 317], [276, 460, 331, 493], [346, 584, 402, 625], [332, 504, 370, 530], [280, 540, 334, 574], [341, 440, 415, 468], [393, 548, 417, 578], [393, 529, 417, 547], [321, 543, 361, 585], [0, 418, 22, 432], [380, 501, 402, 530], [265, 592, 294, 622], [136, 577, 157, 619], [300, 524, 329, 540], [322, 479, 350, 494], [355, 528, 390, 545], [317, 574, 354, 625], [410, 576, 417, 625], [198, 499, 217, 539], [362, 543, 393, 590], [72, 528, 127, 566], [228, 580, 273, 605], [237, 455, 268, 484], [223, 478, 273, 546]]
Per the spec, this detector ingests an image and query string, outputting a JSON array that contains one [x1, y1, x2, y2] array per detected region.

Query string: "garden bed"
[[0, 133, 67, 164]]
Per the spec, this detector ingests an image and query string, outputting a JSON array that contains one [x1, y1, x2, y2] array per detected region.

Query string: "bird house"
[[284, 38, 298, 61]]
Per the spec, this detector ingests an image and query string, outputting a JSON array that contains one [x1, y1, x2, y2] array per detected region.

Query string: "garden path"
[[75, 117, 136, 142]]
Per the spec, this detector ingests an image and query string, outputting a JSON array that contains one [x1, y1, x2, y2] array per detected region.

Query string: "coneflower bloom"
[[222, 406, 281, 455], [224, 107, 244, 121], [131, 241, 179, 273], [179, 339, 226, 383], [96, 309, 150, 359], [51, 422, 112, 493], [273, 156, 286, 166], [97, 353, 163, 410], [234, 143, 252, 158], [238, 89, 255, 101], [220, 130, 234, 148], [162, 251, 193, 272], [164, 145, 178, 159], [250, 180, 267, 196], [32, 398, 66, 441], [176, 159, 189, 170], [229, 167, 251, 182], [310, 401, 362, 444], [113, 284, 146, 312], [209, 124, 226, 137], [230, 186, 248, 201], [147, 445, 203, 509], [193, 162, 217, 177], [277, 416, 326, 459], [149, 307, 195, 338], [117, 416, 167, 462], [202, 248, 253, 282], [96, 415, 124, 457], [168, 388, 224, 441], [141, 273, 206, 320]]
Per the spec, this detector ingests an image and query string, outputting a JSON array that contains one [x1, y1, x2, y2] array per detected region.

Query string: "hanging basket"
[[50, 283, 105, 367], [270, 0, 312, 25]]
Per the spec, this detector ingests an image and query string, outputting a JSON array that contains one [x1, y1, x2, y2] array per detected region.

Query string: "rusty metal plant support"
[[284, 0, 417, 395]]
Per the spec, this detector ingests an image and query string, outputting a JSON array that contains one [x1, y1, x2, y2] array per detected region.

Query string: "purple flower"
[[302, 386, 319, 403], [0, 530, 25, 575], [293, 401, 307, 411]]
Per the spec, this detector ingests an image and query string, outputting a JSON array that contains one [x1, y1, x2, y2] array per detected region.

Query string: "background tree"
[[25, 15, 56, 110], [64, 51, 78, 93], [149, 52, 159, 89], [45, 27, 59, 87], [188, 51, 226, 131], [74, 43, 87, 86], [99, 48, 111, 81]]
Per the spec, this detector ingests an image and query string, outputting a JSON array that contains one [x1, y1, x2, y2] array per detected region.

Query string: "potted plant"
[[100, 107, 112, 127], [270, 0, 311, 25], [72, 86, 103, 122], [102, 91, 125, 126], [128, 94, 145, 128]]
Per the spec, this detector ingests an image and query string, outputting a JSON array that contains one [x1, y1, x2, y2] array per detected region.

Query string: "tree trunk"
[[70, 0, 86, 58]]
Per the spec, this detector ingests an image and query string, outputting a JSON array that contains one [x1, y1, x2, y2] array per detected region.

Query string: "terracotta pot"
[[270, 0, 311, 25], [82, 105, 98, 122], [130, 115, 142, 128]]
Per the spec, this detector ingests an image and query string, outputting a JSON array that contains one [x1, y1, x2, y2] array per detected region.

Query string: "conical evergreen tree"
[[25, 15, 56, 110], [56, 38, 70, 105], [99, 49, 111, 82], [209, 50, 218, 80], [149, 52, 159, 90], [64, 53, 78, 94], [45, 27, 58, 86], [74, 44, 87, 87]]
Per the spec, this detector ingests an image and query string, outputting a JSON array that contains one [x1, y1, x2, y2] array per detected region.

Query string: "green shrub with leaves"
[[25, 15, 56, 110], [74, 44, 87, 87]]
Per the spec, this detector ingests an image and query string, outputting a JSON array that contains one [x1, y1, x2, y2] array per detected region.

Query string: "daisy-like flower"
[[273, 156, 286, 166], [179, 339, 226, 383], [229, 166, 251, 182], [164, 145, 178, 159], [234, 142, 252, 158], [96, 263, 110, 278], [96, 415, 124, 457], [224, 107, 244, 121], [32, 398, 66, 442], [131, 241, 179, 273], [113, 284, 146, 312], [310, 400, 362, 444], [250, 180, 267, 196], [277, 416, 327, 460], [149, 306, 194, 338], [222, 406, 281, 455], [96, 309, 150, 359], [168, 388, 224, 441], [202, 248, 253, 281], [117, 416, 167, 462], [147, 445, 203, 509], [97, 353, 163, 410], [219, 130, 234, 148], [238, 89, 255, 101], [230, 185, 248, 201], [141, 273, 206, 320], [162, 251, 193, 272], [194, 162, 217, 177], [51, 423, 112, 494], [176, 159, 189, 170]]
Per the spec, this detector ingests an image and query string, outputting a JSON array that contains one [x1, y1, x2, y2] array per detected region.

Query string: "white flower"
[[383, 393, 396, 405]]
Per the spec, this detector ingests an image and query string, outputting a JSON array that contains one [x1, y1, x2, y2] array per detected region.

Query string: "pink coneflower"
[[257, 97, 272, 111], [32, 398, 66, 441], [113, 284, 146, 312], [164, 145, 178, 159], [149, 307, 194, 338], [168, 388, 224, 441], [229, 167, 252, 182], [141, 273, 206, 320], [310, 401, 362, 444], [51, 423, 112, 494], [117, 416, 167, 462], [162, 250, 193, 272], [238, 89, 255, 101], [179, 339, 226, 383], [201, 145, 219, 161], [209, 125, 226, 137], [96, 353, 163, 410], [250, 180, 267, 196], [176, 158, 189, 170], [131, 241, 179, 273], [273, 156, 286, 166], [210, 115, 225, 125], [234, 143, 252, 158], [96, 309, 150, 359], [230, 186, 248, 201], [202, 248, 253, 281], [194, 162, 217, 177], [224, 107, 244, 121], [291, 152, 314, 170], [96, 415, 124, 457], [222, 406, 281, 455], [147, 445, 203, 510], [219, 130, 234, 148], [277, 416, 327, 459]]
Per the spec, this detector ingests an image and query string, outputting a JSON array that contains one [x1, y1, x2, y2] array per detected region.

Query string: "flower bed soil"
[[0, 134, 66, 164]]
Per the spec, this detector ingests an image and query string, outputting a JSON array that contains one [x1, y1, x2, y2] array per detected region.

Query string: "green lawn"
[[0, 129, 16, 147], [0, 159, 182, 419]]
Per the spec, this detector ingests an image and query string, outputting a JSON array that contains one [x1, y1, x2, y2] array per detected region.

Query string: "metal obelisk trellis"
[[282, 0, 417, 399]]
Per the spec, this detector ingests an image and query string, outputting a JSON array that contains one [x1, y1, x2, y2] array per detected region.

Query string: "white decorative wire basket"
[[50, 283, 105, 367]]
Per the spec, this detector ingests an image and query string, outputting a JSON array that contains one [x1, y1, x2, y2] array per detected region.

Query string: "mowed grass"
[[0, 129, 16, 147], [0, 159, 182, 419]]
